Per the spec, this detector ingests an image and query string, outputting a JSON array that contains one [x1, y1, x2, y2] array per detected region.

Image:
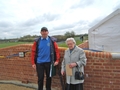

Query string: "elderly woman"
[[61, 37, 87, 90]]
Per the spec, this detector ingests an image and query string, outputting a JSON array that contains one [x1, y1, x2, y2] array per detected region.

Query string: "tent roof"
[[89, 9, 120, 32]]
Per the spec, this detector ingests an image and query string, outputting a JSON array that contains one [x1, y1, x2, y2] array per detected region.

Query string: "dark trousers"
[[65, 83, 83, 90], [36, 62, 51, 90]]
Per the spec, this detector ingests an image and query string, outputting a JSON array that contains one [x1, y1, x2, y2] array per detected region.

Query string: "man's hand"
[[32, 64, 36, 70], [54, 61, 58, 66]]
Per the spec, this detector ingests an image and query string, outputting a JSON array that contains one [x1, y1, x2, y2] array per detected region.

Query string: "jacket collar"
[[67, 46, 79, 55], [41, 36, 49, 40]]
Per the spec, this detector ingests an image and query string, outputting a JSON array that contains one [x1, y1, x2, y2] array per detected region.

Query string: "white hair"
[[65, 37, 76, 45]]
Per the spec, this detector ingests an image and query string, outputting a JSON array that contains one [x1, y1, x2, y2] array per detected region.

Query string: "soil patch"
[[0, 83, 36, 90]]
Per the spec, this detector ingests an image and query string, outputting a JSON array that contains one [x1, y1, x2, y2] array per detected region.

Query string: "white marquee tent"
[[88, 9, 120, 53]]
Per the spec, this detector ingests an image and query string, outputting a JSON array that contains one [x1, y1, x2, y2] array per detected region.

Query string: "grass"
[[58, 39, 83, 47], [0, 40, 82, 48], [0, 36, 84, 48], [0, 42, 32, 48]]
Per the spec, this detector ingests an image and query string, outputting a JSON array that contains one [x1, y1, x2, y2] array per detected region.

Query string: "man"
[[80, 35, 84, 42], [31, 27, 60, 90]]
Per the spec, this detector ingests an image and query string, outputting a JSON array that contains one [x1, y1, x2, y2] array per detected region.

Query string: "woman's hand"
[[61, 71, 65, 76], [69, 63, 77, 68]]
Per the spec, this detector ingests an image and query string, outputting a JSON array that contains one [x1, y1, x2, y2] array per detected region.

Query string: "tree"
[[64, 31, 75, 38], [64, 31, 70, 38], [71, 31, 75, 37]]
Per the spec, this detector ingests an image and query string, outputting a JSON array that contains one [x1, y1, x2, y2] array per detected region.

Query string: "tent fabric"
[[88, 9, 120, 53]]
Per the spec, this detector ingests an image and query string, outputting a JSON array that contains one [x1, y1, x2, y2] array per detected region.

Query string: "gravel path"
[[0, 80, 57, 90], [0, 84, 36, 90]]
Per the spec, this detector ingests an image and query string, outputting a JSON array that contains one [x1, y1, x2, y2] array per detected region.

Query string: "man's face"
[[40, 30, 49, 38], [66, 40, 75, 49]]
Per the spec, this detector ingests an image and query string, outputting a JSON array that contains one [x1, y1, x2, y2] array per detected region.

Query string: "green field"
[[0, 42, 32, 48], [58, 39, 82, 47], [0, 36, 85, 48], [0, 40, 82, 49]]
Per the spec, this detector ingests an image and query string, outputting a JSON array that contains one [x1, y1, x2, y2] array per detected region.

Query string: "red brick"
[[0, 44, 120, 90]]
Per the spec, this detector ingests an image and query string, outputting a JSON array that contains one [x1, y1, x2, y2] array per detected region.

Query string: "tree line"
[[0, 31, 88, 42]]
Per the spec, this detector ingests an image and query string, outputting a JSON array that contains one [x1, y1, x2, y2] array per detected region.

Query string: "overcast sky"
[[0, 0, 120, 39]]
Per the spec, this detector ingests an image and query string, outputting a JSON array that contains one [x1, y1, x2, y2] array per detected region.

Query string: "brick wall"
[[0, 44, 37, 84], [0, 44, 120, 90], [78, 40, 89, 49], [84, 51, 120, 90]]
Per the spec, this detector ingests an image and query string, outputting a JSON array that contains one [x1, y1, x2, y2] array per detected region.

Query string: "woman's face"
[[66, 40, 75, 49]]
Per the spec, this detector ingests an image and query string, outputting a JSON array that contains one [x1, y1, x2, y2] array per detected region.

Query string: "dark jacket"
[[31, 36, 60, 65]]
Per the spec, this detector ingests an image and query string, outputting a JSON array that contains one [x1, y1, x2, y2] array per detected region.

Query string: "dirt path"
[[0, 84, 36, 90]]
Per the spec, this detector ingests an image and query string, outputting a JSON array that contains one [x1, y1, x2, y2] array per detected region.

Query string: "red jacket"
[[31, 37, 60, 65]]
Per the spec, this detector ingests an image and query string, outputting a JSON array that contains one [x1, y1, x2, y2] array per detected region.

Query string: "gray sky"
[[0, 0, 120, 39]]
